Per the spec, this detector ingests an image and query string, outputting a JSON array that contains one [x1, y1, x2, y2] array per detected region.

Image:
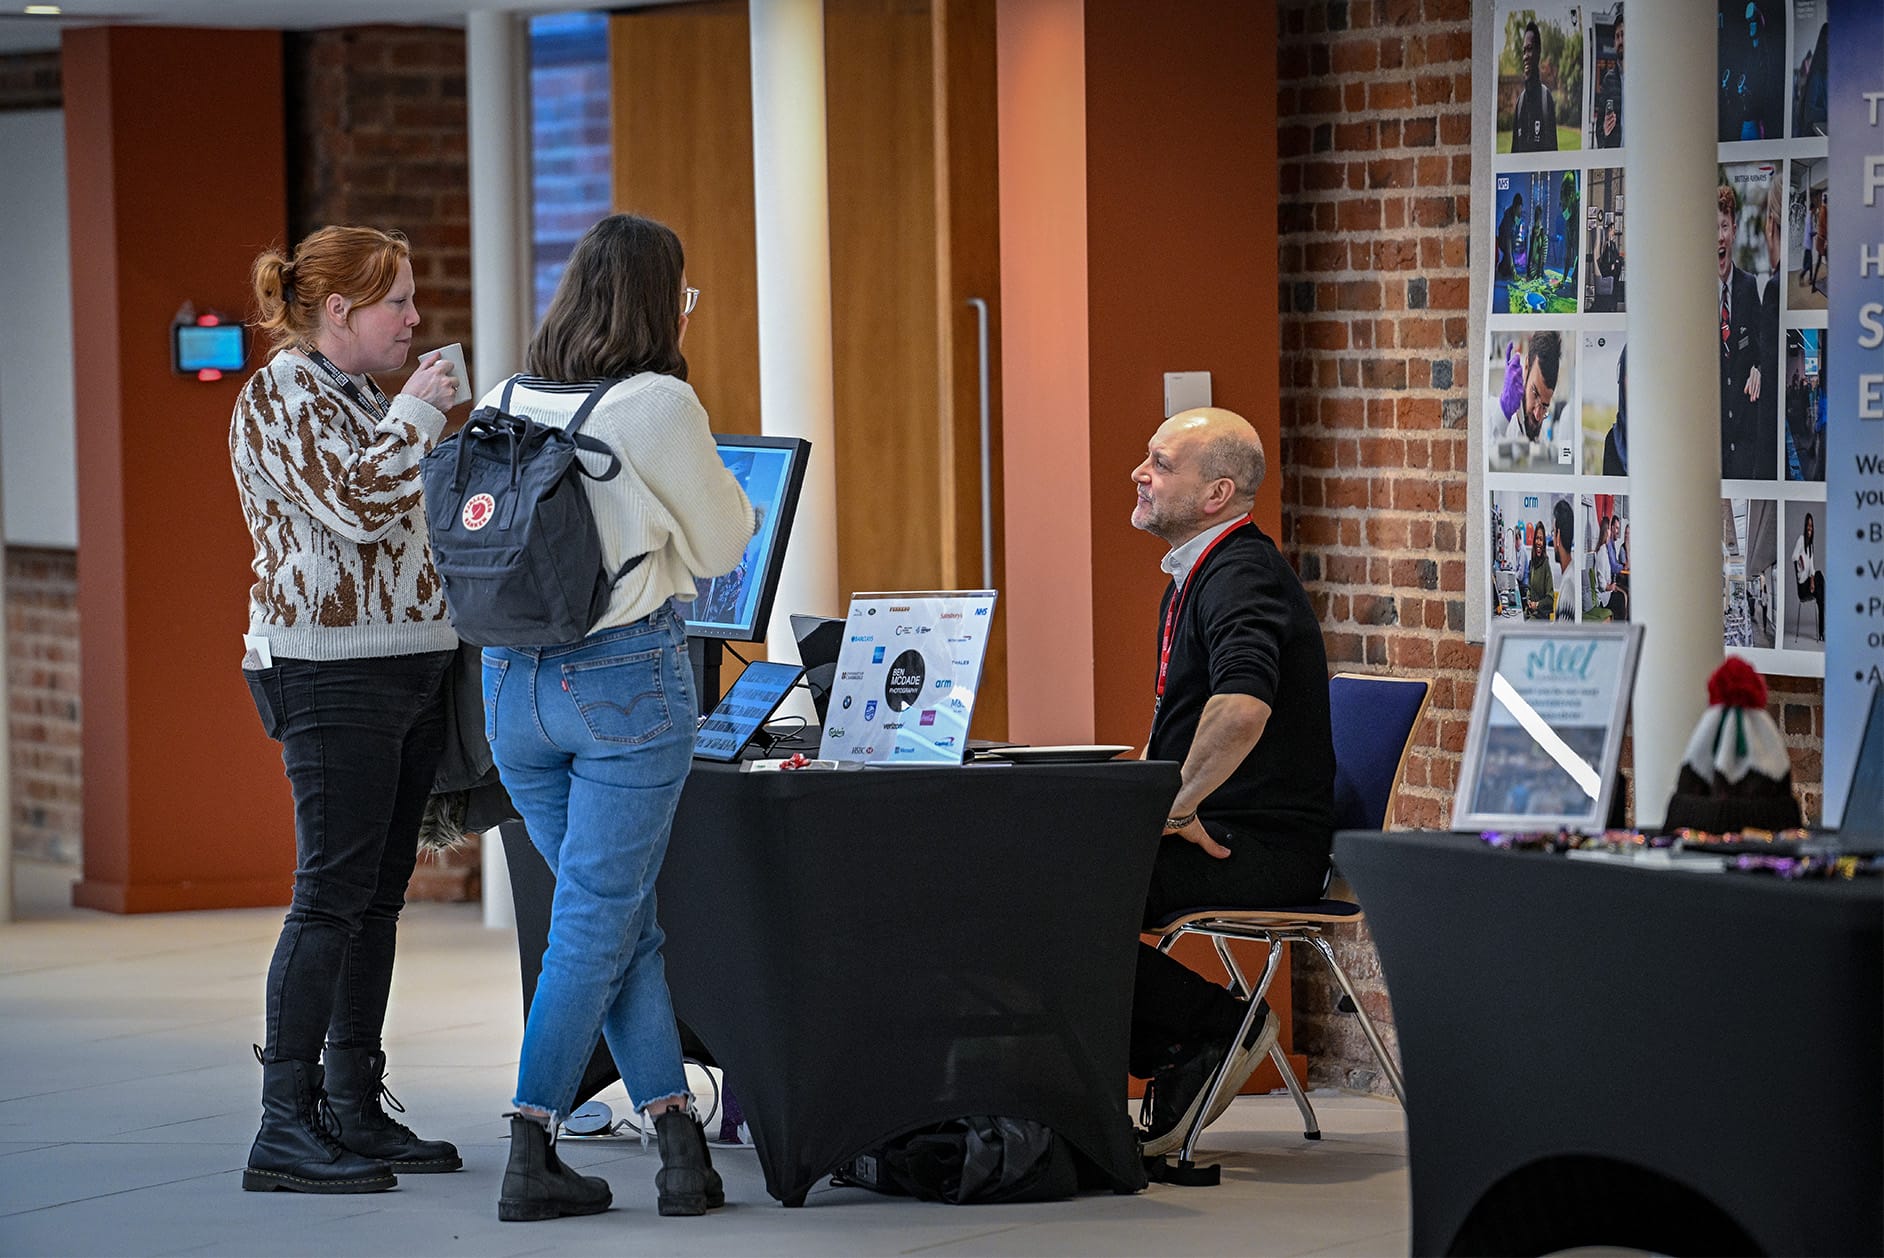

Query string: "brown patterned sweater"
[[230, 349, 458, 660]]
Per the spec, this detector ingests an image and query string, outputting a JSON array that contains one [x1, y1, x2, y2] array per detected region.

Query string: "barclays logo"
[[850, 634, 874, 643]]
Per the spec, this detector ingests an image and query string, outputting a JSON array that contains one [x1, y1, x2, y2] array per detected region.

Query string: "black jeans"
[[1130, 821, 1330, 1076], [246, 651, 453, 1063]]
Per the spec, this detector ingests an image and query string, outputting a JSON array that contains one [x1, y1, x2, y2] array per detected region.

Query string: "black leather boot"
[[498, 1112, 612, 1222], [243, 1053, 397, 1194], [323, 1047, 462, 1173], [654, 1108, 726, 1216]]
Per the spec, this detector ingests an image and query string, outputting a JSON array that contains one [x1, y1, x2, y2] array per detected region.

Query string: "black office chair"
[[1143, 672, 1429, 1175]]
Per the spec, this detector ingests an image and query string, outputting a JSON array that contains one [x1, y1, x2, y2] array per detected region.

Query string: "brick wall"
[[285, 26, 475, 373], [1275, 0, 1829, 1094], [0, 49, 59, 111], [284, 26, 479, 902], [2, 54, 81, 870], [7, 548, 81, 865]]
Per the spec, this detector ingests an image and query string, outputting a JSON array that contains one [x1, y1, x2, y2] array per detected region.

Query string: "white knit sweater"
[[474, 373, 756, 632], [230, 349, 459, 660]]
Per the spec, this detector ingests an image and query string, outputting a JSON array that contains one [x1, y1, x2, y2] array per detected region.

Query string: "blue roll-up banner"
[[1825, 0, 1884, 825]]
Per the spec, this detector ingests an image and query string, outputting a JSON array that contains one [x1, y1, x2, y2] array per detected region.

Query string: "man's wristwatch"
[[1164, 809, 1198, 831]]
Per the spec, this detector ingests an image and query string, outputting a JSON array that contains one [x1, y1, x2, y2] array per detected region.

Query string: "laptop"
[[1829, 684, 1883, 844], [817, 591, 998, 765], [789, 613, 844, 724]]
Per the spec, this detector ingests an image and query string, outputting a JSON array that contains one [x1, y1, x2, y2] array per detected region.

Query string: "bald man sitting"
[[1128, 408, 1335, 1157]]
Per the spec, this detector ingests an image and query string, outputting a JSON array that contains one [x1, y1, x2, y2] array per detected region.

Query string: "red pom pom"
[[1708, 656, 1768, 710]]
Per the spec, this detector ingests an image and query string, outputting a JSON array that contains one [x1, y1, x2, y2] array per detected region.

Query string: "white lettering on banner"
[[1863, 244, 1884, 277], [1867, 91, 1884, 125], [1868, 156, 1884, 207], [1861, 375, 1884, 420], [1862, 303, 1884, 348]]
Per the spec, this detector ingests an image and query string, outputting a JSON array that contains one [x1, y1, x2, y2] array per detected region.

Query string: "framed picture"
[[1452, 622, 1645, 833]]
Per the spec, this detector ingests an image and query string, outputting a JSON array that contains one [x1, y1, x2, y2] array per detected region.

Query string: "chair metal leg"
[[1176, 936, 1287, 1164], [1156, 932, 1181, 955], [1272, 1040, 1320, 1139], [1216, 934, 1321, 1139], [1309, 934, 1406, 1105]]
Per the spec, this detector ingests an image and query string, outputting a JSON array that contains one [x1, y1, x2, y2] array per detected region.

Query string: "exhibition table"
[[1335, 829, 1883, 1257], [504, 757, 1177, 1206]]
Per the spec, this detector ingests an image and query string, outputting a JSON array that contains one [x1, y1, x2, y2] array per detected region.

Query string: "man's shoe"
[[323, 1047, 462, 1173], [1137, 1002, 1278, 1159]]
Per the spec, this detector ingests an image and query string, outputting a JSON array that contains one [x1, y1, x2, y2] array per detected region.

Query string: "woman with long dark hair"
[[1792, 511, 1823, 642], [233, 226, 464, 1193], [482, 214, 755, 1222]]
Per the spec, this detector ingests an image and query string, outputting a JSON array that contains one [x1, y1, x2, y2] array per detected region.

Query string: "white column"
[[467, 10, 532, 392], [467, 10, 529, 924], [750, 0, 841, 660], [1625, 0, 1724, 826]]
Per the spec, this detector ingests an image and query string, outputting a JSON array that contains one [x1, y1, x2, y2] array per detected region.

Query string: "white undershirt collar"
[[1161, 518, 1242, 591]]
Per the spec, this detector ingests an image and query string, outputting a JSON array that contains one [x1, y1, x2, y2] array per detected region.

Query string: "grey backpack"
[[421, 377, 643, 647]]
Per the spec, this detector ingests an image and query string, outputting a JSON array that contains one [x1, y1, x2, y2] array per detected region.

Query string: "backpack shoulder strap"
[[562, 378, 620, 437], [498, 374, 522, 413], [564, 378, 624, 482]]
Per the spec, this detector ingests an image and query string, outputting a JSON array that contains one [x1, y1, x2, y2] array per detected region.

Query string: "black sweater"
[[1148, 524, 1335, 854]]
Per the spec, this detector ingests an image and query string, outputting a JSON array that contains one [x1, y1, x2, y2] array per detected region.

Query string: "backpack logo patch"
[[462, 493, 496, 531]]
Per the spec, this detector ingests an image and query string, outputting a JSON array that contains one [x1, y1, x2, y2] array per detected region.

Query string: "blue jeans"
[[484, 603, 697, 1118]]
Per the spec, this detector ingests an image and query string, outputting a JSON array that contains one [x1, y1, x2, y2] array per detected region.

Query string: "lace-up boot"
[[243, 1051, 396, 1193], [323, 1047, 462, 1172]]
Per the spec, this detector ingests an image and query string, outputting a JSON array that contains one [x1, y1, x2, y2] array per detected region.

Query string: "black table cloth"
[[1336, 829, 1883, 1257], [504, 757, 1176, 1206]]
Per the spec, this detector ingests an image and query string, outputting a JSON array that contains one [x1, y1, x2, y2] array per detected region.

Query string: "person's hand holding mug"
[[402, 355, 460, 412]]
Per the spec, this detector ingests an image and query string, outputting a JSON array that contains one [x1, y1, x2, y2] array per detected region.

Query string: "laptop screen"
[[1835, 684, 1883, 838]]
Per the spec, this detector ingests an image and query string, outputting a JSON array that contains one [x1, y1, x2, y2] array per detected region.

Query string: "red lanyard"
[[1156, 518, 1250, 699]]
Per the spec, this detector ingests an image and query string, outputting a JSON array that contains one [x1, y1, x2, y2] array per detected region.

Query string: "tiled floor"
[[0, 861, 1410, 1257]]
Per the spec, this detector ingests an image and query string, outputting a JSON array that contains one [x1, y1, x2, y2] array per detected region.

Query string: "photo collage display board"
[[1479, 2, 1832, 676]]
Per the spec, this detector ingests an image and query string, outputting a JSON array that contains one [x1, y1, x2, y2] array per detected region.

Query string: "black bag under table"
[[504, 757, 1175, 1206], [1336, 829, 1883, 1257]]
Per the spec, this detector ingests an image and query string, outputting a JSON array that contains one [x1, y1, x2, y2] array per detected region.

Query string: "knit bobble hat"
[[1664, 657, 1802, 832]]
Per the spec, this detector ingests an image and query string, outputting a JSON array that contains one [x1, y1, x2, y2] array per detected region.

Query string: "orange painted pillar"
[[66, 28, 296, 912], [995, 0, 1296, 1092]]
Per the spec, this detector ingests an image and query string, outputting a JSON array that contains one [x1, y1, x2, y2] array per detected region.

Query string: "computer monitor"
[[684, 434, 810, 642], [789, 614, 844, 723], [682, 435, 810, 701]]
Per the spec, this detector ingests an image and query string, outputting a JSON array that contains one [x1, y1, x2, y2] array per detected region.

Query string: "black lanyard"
[[301, 346, 392, 422]]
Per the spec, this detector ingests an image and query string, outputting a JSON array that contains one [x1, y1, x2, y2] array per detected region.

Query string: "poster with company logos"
[[1473, 1, 1829, 679], [816, 591, 998, 765]]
